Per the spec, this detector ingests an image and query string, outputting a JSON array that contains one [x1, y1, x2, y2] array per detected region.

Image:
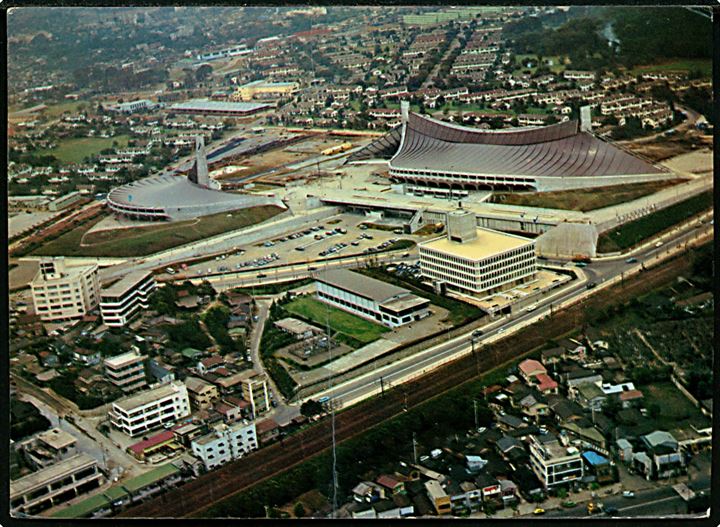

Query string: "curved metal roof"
[[107, 175, 270, 210], [389, 112, 665, 178]]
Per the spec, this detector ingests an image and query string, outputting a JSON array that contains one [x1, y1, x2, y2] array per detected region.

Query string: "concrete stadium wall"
[[592, 177, 712, 234], [535, 223, 599, 258], [535, 172, 678, 192]]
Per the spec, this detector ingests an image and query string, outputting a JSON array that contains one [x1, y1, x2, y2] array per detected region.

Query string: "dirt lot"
[[622, 130, 712, 162]]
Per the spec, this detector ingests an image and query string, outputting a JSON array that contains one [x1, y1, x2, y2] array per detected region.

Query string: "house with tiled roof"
[[518, 359, 546, 383]]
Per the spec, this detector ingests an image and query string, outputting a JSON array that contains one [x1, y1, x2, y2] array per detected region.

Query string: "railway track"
[[121, 252, 694, 518]]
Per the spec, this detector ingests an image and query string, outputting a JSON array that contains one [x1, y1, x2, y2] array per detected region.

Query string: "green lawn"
[[285, 296, 389, 346], [597, 190, 713, 253], [32, 205, 283, 257], [630, 59, 711, 77], [492, 179, 683, 212], [33, 135, 131, 164], [41, 100, 88, 119]]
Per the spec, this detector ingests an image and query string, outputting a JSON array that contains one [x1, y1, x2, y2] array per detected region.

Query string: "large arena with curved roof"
[[350, 102, 674, 192], [107, 137, 283, 221]]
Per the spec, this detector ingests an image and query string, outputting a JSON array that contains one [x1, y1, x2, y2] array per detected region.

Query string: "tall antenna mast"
[[323, 269, 338, 517]]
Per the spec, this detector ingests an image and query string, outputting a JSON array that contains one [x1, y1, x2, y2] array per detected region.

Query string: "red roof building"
[[535, 373, 559, 394], [518, 359, 547, 382]]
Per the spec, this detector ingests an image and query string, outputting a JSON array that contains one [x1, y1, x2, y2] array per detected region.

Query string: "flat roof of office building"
[[11, 453, 97, 498], [317, 269, 412, 303], [101, 270, 154, 298], [169, 99, 271, 113], [112, 382, 183, 412], [420, 228, 534, 261]]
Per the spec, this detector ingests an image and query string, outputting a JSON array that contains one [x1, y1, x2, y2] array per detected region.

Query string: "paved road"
[[545, 481, 711, 518]]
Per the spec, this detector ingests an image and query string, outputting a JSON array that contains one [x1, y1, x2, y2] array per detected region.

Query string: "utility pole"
[[380, 376, 385, 397], [412, 432, 418, 464], [473, 399, 478, 430]]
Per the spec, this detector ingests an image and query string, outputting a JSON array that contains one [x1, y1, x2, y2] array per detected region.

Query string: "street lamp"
[[471, 329, 483, 376]]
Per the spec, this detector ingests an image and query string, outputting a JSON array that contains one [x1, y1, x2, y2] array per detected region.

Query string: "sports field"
[[285, 296, 389, 346], [33, 135, 131, 164]]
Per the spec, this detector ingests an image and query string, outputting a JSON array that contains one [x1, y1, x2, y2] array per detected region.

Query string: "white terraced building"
[[108, 382, 190, 437], [30, 258, 100, 322], [104, 350, 147, 393], [190, 421, 258, 471], [100, 270, 156, 327], [419, 210, 537, 296]]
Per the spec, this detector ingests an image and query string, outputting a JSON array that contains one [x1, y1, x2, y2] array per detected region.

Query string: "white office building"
[[528, 434, 584, 489], [191, 421, 258, 471], [315, 269, 431, 328], [108, 382, 190, 437], [100, 270, 156, 327], [104, 350, 147, 393], [419, 210, 537, 296], [30, 258, 100, 322]]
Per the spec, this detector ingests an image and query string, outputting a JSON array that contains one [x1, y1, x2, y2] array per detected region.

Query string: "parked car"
[[622, 491, 635, 498], [533, 508, 545, 515], [625, 257, 638, 264]]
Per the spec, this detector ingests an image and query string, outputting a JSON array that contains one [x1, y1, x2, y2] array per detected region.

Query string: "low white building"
[[100, 270, 156, 327], [419, 210, 537, 296], [191, 421, 258, 471], [31, 258, 100, 322], [108, 382, 190, 437], [315, 269, 431, 328]]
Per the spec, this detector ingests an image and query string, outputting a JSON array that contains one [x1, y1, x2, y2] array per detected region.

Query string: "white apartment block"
[[190, 421, 258, 471], [31, 258, 100, 322], [108, 382, 190, 437], [104, 350, 147, 393], [100, 270, 156, 327], [419, 211, 536, 296], [528, 434, 584, 489], [10, 453, 103, 516], [240, 371, 271, 418]]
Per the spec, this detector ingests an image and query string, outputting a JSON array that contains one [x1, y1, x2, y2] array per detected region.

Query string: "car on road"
[[497, 328, 506, 334], [561, 500, 577, 508], [533, 508, 545, 515], [257, 273, 266, 278], [575, 262, 588, 268], [655, 241, 663, 248], [625, 257, 638, 263], [622, 491, 635, 498], [586, 282, 597, 289], [604, 506, 619, 516]]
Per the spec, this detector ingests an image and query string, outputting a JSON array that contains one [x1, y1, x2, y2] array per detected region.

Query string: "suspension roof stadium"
[[349, 104, 672, 192]]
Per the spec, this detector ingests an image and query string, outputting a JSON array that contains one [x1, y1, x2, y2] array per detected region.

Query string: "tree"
[[300, 399, 324, 418], [293, 502, 305, 518]]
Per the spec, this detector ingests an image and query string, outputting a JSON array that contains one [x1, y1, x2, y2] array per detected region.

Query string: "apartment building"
[[108, 382, 190, 437], [238, 371, 270, 418], [104, 351, 147, 393], [528, 434, 584, 489], [184, 376, 219, 410], [99, 270, 155, 327], [30, 258, 100, 322], [10, 453, 103, 516], [419, 211, 537, 296], [190, 421, 258, 471]]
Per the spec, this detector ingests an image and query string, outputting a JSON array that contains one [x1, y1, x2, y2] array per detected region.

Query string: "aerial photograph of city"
[[5, 4, 715, 522]]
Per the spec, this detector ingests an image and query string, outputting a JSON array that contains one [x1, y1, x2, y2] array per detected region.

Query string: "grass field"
[[40, 100, 88, 119], [597, 190, 713, 253], [32, 205, 283, 257], [33, 135, 131, 164], [492, 180, 683, 212], [285, 296, 389, 346], [630, 59, 711, 77], [513, 54, 567, 75]]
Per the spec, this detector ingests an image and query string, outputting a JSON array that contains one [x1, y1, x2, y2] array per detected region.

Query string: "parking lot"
[[176, 213, 419, 278]]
